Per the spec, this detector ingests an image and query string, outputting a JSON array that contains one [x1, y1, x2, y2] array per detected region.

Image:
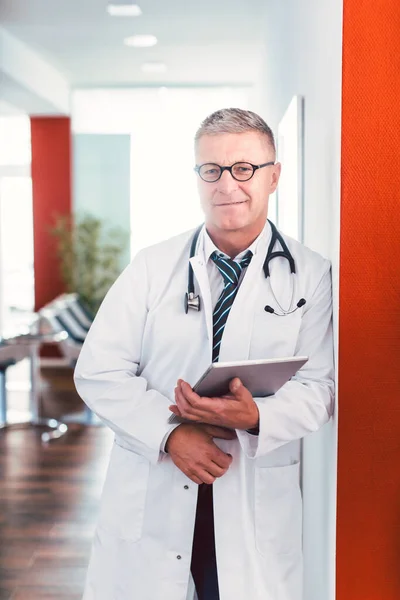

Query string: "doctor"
[[74, 107, 334, 600]]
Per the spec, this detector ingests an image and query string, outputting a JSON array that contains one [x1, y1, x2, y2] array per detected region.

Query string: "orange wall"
[[337, 1, 400, 598], [30, 117, 72, 311]]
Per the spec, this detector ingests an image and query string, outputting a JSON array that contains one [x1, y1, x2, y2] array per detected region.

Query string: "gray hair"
[[195, 107, 276, 153]]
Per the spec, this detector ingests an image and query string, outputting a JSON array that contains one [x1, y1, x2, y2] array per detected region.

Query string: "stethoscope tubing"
[[185, 220, 304, 316]]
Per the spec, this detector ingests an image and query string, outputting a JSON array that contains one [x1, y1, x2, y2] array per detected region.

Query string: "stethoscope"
[[184, 219, 306, 316]]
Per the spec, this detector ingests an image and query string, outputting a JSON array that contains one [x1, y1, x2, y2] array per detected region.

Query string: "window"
[[0, 116, 32, 166], [0, 115, 34, 334]]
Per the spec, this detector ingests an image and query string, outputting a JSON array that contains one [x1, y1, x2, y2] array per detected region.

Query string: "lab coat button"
[[184, 485, 189, 490], [177, 555, 182, 560]]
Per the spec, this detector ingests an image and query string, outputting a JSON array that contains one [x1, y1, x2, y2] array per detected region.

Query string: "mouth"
[[214, 200, 248, 207]]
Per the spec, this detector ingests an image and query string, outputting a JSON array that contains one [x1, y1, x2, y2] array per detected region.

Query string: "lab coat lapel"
[[189, 255, 213, 343]]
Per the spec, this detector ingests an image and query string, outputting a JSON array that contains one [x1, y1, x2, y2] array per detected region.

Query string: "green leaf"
[[49, 211, 129, 314]]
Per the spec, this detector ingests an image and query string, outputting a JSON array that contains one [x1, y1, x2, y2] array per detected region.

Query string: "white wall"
[[252, 2, 343, 599]]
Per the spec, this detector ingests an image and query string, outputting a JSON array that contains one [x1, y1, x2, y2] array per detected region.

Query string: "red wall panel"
[[30, 117, 72, 311], [337, 1, 400, 598]]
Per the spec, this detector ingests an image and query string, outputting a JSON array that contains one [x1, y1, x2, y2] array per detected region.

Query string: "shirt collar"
[[203, 220, 270, 263]]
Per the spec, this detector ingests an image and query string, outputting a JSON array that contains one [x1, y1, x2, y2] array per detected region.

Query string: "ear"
[[269, 162, 282, 194]]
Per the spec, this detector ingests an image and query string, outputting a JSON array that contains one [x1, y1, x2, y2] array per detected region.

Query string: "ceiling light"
[[124, 34, 158, 47], [141, 62, 167, 73], [107, 4, 142, 17]]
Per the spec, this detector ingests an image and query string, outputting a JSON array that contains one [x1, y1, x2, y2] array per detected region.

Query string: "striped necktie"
[[211, 250, 253, 362]]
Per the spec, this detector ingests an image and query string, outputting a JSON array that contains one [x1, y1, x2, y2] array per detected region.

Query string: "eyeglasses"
[[194, 161, 275, 183]]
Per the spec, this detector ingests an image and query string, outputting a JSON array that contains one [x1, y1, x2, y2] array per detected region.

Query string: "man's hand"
[[165, 423, 236, 485], [169, 377, 260, 431]]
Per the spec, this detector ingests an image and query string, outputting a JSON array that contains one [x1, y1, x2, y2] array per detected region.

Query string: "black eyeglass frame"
[[194, 161, 275, 183]]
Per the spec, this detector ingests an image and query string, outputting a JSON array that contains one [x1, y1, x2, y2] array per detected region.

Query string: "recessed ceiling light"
[[124, 34, 158, 47], [141, 62, 167, 73], [107, 4, 142, 17]]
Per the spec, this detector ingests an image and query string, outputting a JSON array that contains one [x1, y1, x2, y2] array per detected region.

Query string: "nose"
[[217, 169, 239, 193]]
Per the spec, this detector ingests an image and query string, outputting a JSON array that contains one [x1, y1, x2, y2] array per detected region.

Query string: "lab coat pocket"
[[97, 440, 150, 541], [254, 462, 302, 556]]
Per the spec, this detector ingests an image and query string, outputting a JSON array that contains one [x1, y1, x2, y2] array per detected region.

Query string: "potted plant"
[[50, 212, 130, 315]]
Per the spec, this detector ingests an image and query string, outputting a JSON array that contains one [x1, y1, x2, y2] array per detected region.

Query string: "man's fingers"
[[229, 377, 246, 396], [205, 461, 228, 478], [202, 425, 236, 440], [188, 462, 229, 484], [211, 447, 233, 470], [197, 471, 217, 485], [175, 386, 202, 420], [180, 380, 198, 401], [176, 384, 198, 412], [188, 473, 203, 485], [167, 423, 235, 485], [179, 382, 233, 423]]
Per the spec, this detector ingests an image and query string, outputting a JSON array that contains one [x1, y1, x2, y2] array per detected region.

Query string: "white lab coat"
[[74, 223, 334, 600]]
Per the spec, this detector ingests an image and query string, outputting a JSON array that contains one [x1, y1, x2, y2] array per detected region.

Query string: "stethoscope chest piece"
[[185, 224, 204, 313], [184, 292, 201, 313]]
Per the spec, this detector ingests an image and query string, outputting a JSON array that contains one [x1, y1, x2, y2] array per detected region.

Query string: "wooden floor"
[[0, 423, 113, 599]]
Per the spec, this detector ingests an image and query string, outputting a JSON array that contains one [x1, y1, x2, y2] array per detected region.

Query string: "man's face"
[[195, 131, 281, 234]]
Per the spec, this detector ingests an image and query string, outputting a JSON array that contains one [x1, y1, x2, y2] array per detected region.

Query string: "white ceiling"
[[0, 0, 267, 87]]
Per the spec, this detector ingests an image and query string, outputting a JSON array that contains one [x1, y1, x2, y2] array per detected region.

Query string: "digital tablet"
[[168, 356, 308, 424]]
